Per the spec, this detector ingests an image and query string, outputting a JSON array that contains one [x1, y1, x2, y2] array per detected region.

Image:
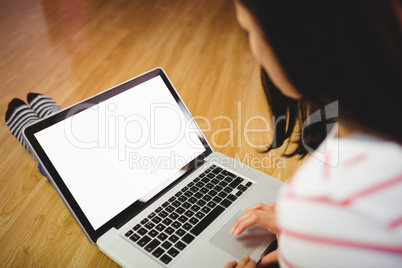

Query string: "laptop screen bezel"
[[23, 68, 213, 243]]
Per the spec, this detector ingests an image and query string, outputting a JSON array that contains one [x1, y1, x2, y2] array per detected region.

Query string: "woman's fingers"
[[231, 207, 276, 235], [224, 256, 257, 268], [259, 250, 278, 266], [224, 260, 238, 268], [243, 202, 275, 214], [238, 255, 250, 266]]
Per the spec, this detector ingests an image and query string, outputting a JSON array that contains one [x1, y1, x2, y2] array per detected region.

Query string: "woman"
[[226, 0, 402, 267]]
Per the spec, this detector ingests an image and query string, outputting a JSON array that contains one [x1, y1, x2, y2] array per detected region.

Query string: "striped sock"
[[5, 98, 39, 155], [27, 93, 61, 118]]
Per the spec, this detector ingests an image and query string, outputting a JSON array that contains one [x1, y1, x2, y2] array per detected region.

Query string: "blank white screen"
[[35, 76, 205, 229]]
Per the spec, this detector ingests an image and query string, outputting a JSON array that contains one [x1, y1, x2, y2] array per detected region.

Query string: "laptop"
[[24, 68, 284, 267]]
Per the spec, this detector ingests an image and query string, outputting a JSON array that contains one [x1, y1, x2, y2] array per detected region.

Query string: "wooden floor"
[[0, 0, 304, 266]]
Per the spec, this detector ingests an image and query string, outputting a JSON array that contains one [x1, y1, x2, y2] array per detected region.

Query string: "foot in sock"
[[5, 98, 39, 155], [27, 93, 60, 118]]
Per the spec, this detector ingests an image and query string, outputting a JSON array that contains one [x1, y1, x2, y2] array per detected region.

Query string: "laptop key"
[[194, 192, 203, 198], [182, 233, 195, 244], [175, 228, 186, 237], [195, 182, 205, 188], [189, 217, 199, 225], [155, 206, 163, 213], [176, 207, 185, 214], [164, 227, 175, 235], [182, 202, 192, 209], [190, 186, 199, 193], [137, 235, 151, 247], [183, 223, 193, 231], [223, 187, 233, 193], [153, 223, 165, 232], [184, 210, 194, 218], [211, 178, 220, 185], [207, 201, 217, 208], [212, 167, 222, 174], [145, 239, 161, 252], [217, 174, 225, 180], [169, 234, 179, 243], [178, 195, 187, 202], [201, 177, 210, 183], [184, 191, 193, 197], [172, 221, 182, 229], [195, 212, 205, 219], [188, 197, 197, 204], [145, 222, 155, 229], [161, 241, 172, 250], [219, 181, 228, 187], [224, 177, 233, 183], [162, 218, 173, 226], [159, 211, 168, 218], [152, 247, 165, 258], [169, 212, 179, 220], [207, 173, 215, 178], [222, 170, 237, 178], [213, 196, 222, 203], [221, 199, 232, 208], [178, 215, 188, 223], [200, 187, 209, 194], [201, 206, 211, 214], [157, 233, 168, 241], [129, 233, 140, 242], [172, 201, 182, 207], [227, 194, 237, 202], [149, 230, 159, 237], [229, 177, 244, 188], [208, 190, 218, 196], [151, 216, 162, 224], [166, 205, 175, 212], [138, 227, 147, 236], [202, 195, 212, 201], [167, 247, 180, 257], [197, 200, 206, 206], [125, 230, 134, 237], [190, 205, 225, 236], [175, 241, 187, 250], [218, 192, 228, 198], [190, 205, 201, 212], [160, 254, 172, 264]]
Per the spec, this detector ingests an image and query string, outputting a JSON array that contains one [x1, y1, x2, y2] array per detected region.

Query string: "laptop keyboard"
[[123, 165, 253, 265]]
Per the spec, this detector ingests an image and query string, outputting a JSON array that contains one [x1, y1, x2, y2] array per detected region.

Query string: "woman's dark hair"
[[238, 0, 402, 157]]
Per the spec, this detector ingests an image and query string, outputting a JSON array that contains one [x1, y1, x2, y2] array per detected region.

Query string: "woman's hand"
[[225, 203, 279, 267], [224, 255, 256, 268], [230, 202, 278, 236]]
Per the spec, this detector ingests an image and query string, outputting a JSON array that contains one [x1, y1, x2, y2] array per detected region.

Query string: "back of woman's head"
[[238, 0, 402, 156]]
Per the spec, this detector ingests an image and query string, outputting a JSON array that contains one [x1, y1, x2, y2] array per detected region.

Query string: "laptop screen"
[[25, 69, 211, 241]]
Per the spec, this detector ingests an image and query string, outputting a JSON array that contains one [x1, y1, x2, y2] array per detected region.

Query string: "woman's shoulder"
[[289, 133, 402, 194], [280, 132, 402, 225]]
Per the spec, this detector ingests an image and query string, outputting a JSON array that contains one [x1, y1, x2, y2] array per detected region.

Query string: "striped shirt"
[[276, 133, 402, 268]]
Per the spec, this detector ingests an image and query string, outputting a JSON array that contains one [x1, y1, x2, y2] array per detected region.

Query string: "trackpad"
[[209, 210, 276, 259]]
